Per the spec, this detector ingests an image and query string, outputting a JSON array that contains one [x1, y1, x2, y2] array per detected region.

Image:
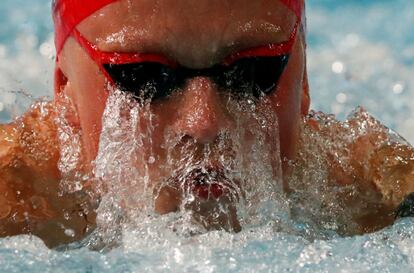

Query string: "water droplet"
[[332, 61, 344, 74], [187, 194, 195, 202], [148, 156, 155, 164], [336, 93, 347, 104], [392, 83, 404, 94], [64, 228, 76, 237]]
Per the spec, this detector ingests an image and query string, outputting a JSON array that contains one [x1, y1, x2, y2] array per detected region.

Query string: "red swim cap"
[[53, 0, 303, 55]]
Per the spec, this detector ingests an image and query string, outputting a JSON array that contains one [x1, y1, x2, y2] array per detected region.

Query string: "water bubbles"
[[84, 81, 289, 242], [331, 61, 345, 74], [63, 212, 70, 221], [297, 243, 331, 267], [239, 21, 253, 32], [73, 181, 83, 191], [259, 22, 282, 33], [392, 83, 405, 94], [148, 156, 156, 164], [187, 194, 195, 202], [56, 93, 85, 193], [38, 41, 54, 58], [173, 248, 184, 264], [336, 92, 347, 104], [64, 229, 76, 238]]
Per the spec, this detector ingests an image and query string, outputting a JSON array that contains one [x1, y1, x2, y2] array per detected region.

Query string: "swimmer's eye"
[[103, 62, 182, 101], [217, 55, 290, 98], [103, 55, 290, 102]]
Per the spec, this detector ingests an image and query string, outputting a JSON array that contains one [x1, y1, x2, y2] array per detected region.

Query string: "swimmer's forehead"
[[77, 0, 297, 68]]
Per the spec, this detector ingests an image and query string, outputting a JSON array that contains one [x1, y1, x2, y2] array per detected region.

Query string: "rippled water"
[[1, 218, 414, 273], [1, 0, 414, 272]]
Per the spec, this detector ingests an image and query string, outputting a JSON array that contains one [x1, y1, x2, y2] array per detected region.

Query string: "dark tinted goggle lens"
[[217, 55, 290, 98], [103, 62, 182, 101], [103, 55, 290, 102]]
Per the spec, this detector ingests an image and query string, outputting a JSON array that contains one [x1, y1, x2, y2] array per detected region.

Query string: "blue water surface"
[[1, 0, 414, 272]]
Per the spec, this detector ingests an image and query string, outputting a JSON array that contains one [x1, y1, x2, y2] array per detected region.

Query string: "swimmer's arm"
[[0, 102, 61, 180], [350, 139, 414, 209], [0, 104, 96, 247], [306, 114, 414, 213], [305, 113, 414, 233], [0, 104, 60, 234]]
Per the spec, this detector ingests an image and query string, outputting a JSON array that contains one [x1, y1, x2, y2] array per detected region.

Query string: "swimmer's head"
[[52, 0, 309, 219], [53, 0, 304, 55]]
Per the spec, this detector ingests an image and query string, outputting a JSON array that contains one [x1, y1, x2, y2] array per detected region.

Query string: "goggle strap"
[[53, 0, 117, 54]]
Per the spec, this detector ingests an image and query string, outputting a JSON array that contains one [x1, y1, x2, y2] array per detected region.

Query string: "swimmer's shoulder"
[[303, 110, 414, 216], [0, 101, 60, 177]]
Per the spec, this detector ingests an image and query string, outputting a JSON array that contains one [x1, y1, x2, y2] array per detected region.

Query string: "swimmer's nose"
[[172, 77, 233, 143]]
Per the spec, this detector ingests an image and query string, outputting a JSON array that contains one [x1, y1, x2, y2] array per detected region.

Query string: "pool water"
[[1, 0, 414, 272]]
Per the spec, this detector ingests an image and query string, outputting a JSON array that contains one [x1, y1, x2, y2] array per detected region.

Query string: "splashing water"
[[1, 0, 414, 272], [12, 81, 408, 270], [288, 107, 410, 239], [80, 86, 291, 248], [3, 101, 414, 272]]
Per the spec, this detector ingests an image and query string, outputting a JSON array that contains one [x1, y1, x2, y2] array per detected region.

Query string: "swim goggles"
[[54, 0, 303, 102]]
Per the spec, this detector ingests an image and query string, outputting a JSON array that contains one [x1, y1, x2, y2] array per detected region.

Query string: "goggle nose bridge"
[[178, 65, 222, 79]]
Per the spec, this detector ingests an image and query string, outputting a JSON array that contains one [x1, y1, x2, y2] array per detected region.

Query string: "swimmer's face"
[[56, 0, 309, 223]]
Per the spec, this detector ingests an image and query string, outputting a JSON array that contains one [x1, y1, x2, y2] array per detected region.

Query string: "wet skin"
[[0, 0, 414, 248], [57, 0, 309, 213], [57, 0, 309, 170]]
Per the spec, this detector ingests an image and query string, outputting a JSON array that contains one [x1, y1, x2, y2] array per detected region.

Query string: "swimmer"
[[0, 0, 413, 248]]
